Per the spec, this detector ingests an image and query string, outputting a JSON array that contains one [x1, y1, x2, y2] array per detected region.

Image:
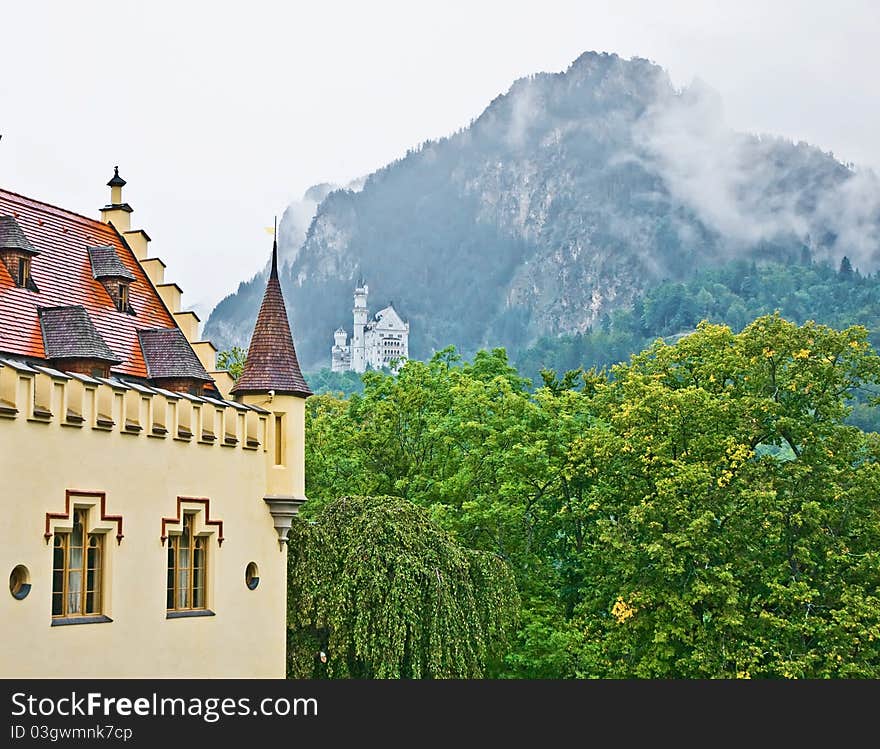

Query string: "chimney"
[[99, 166, 133, 233]]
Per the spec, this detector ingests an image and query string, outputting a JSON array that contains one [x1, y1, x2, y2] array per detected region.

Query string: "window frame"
[[117, 282, 129, 313], [17, 257, 29, 288], [166, 512, 208, 613], [51, 508, 105, 620]]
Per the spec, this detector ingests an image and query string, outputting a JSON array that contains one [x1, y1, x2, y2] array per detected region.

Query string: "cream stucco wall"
[[0, 366, 304, 678], [240, 394, 307, 500]]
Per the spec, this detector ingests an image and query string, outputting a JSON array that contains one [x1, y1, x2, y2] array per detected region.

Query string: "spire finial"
[[107, 166, 127, 189], [270, 215, 278, 279]]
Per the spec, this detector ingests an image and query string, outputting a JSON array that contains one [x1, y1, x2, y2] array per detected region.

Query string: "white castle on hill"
[[331, 281, 409, 373]]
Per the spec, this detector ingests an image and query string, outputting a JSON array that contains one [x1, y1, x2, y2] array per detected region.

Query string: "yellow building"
[[0, 169, 311, 677]]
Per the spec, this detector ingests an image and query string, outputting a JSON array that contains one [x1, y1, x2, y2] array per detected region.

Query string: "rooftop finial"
[[107, 166, 127, 189], [270, 216, 278, 279]]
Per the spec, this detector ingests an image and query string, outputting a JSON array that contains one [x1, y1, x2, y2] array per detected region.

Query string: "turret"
[[351, 280, 369, 373], [231, 237, 311, 544]]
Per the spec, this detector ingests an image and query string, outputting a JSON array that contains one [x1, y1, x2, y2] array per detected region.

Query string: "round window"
[[9, 565, 31, 600], [245, 562, 260, 590]]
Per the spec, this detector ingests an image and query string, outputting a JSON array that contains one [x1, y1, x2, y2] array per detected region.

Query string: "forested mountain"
[[205, 51, 880, 370], [515, 258, 880, 377], [304, 258, 880, 430]]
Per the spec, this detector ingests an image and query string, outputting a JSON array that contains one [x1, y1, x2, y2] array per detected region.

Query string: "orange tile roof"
[[0, 188, 178, 378]]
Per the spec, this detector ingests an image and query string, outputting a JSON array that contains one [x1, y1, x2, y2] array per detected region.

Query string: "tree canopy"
[[304, 315, 880, 677], [287, 495, 519, 678], [216, 345, 247, 381]]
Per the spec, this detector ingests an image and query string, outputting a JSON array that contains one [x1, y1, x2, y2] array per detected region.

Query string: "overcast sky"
[[2, 0, 878, 316]]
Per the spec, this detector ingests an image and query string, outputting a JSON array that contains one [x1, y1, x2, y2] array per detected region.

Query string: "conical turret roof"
[[230, 239, 311, 397]]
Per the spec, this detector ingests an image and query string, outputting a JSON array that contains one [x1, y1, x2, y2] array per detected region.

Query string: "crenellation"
[[197, 401, 216, 443], [52, 380, 66, 421], [0, 360, 268, 454], [150, 389, 170, 437], [175, 396, 193, 440], [95, 380, 115, 429], [123, 388, 140, 434], [31, 371, 53, 421], [62, 376, 85, 426], [244, 408, 261, 450], [0, 363, 17, 415]]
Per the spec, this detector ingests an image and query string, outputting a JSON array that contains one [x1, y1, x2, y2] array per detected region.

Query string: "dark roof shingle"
[[38, 305, 121, 362], [88, 245, 136, 281], [231, 240, 311, 397], [0, 215, 39, 255], [138, 327, 212, 381]]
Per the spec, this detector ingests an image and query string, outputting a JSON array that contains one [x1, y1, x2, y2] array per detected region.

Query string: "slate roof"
[[138, 327, 213, 381], [38, 305, 121, 362], [88, 245, 136, 281], [0, 187, 180, 377], [231, 240, 311, 397], [0, 215, 39, 254]]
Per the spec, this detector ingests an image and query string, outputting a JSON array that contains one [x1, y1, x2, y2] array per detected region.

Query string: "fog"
[[636, 76, 880, 269]]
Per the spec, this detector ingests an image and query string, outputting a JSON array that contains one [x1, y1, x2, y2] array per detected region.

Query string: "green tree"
[[567, 315, 880, 677], [287, 495, 519, 678], [216, 346, 247, 381], [304, 368, 365, 397], [302, 318, 880, 678]]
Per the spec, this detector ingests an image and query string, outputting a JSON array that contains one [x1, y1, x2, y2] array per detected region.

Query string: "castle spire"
[[270, 216, 278, 279], [230, 236, 311, 397]]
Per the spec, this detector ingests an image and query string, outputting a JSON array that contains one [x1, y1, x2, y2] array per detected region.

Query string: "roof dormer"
[[38, 305, 122, 378], [88, 245, 136, 313], [138, 327, 214, 394], [0, 215, 39, 291]]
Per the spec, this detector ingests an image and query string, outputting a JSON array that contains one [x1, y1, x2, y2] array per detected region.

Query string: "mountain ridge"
[[204, 51, 880, 370]]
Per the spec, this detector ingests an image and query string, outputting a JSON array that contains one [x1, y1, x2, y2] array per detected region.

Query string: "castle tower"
[[331, 327, 350, 373], [351, 280, 369, 373], [231, 237, 312, 543]]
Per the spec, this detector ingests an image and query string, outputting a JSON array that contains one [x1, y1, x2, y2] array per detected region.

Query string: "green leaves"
[[569, 315, 880, 677], [287, 496, 519, 679], [302, 317, 880, 678], [216, 346, 247, 381]]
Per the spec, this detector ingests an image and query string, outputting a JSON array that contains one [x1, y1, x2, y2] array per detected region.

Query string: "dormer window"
[[87, 245, 136, 314], [38, 305, 122, 378], [0, 215, 40, 291], [17, 257, 30, 288], [117, 283, 129, 313]]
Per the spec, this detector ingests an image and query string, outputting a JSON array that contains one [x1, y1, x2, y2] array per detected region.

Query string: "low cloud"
[[635, 77, 880, 270]]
